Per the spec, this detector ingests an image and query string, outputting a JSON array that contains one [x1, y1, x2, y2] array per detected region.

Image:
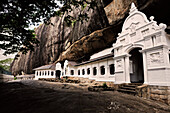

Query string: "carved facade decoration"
[[116, 59, 122, 70], [150, 52, 161, 63]]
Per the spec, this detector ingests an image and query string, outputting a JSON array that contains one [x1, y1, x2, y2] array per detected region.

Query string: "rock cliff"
[[11, 0, 170, 74]]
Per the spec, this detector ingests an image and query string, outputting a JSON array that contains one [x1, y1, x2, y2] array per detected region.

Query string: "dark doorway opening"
[[56, 70, 61, 79], [129, 48, 144, 83]]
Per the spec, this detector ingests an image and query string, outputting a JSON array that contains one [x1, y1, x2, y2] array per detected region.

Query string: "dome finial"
[[131, 3, 136, 9], [129, 2, 137, 14]]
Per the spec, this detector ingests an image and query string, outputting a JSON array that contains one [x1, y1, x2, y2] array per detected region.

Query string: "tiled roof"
[[75, 53, 114, 66], [33, 64, 55, 70], [68, 61, 79, 66]]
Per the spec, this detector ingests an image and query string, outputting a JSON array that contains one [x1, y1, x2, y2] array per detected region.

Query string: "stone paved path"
[[0, 80, 170, 113]]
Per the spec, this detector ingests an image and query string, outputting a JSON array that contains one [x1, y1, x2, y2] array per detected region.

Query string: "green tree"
[[0, 58, 13, 71], [0, 0, 96, 55]]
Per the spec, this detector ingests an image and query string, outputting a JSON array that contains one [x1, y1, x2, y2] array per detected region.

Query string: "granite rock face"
[[11, 0, 170, 74], [11, 0, 109, 74]]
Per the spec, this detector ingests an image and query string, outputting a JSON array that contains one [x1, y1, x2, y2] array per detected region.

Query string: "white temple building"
[[34, 3, 170, 86]]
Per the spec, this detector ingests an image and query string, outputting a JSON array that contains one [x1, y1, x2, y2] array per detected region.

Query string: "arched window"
[[100, 66, 105, 75], [36, 71, 38, 76], [44, 71, 46, 76], [48, 71, 50, 76], [78, 70, 80, 75], [71, 70, 74, 75], [93, 67, 97, 75], [51, 71, 54, 76], [82, 69, 85, 75], [109, 64, 115, 75], [39, 71, 41, 76], [87, 68, 90, 75]]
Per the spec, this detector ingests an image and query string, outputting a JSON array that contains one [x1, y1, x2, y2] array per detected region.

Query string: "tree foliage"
[[0, 58, 13, 71], [0, 0, 96, 55]]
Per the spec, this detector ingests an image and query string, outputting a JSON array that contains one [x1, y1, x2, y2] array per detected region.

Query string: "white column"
[[35, 71, 36, 76], [125, 56, 130, 83], [53, 71, 56, 78], [142, 52, 148, 84]]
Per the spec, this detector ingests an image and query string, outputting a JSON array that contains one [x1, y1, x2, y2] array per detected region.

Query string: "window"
[[44, 71, 46, 76], [109, 64, 115, 75], [39, 71, 41, 76], [87, 68, 90, 75], [51, 71, 54, 76], [48, 71, 50, 76], [36, 71, 38, 76], [151, 35, 156, 46], [93, 67, 97, 75], [100, 66, 105, 75], [71, 70, 74, 75], [82, 69, 85, 75], [78, 70, 80, 75]]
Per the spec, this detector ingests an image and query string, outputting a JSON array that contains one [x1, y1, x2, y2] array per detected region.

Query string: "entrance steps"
[[117, 83, 143, 95]]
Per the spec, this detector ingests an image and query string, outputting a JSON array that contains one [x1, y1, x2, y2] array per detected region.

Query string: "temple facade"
[[34, 3, 170, 86]]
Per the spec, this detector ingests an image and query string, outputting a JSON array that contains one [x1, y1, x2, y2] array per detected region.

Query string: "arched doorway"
[[56, 70, 61, 79], [129, 48, 144, 83]]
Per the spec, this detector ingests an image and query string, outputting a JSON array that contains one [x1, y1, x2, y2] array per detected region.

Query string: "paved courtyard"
[[0, 80, 169, 113]]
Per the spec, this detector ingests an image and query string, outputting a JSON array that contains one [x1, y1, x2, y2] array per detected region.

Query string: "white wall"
[[64, 58, 115, 82], [34, 70, 56, 80]]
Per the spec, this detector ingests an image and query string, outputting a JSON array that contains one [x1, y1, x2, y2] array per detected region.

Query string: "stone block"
[[159, 95, 168, 100], [167, 87, 170, 90], [167, 90, 170, 95], [168, 95, 170, 105], [158, 86, 168, 90], [153, 90, 167, 95]]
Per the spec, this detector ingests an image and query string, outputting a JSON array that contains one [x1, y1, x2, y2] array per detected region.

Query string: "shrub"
[[103, 82, 108, 88], [14, 77, 17, 80]]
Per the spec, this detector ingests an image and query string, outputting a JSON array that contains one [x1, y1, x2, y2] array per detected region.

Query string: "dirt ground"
[[0, 80, 170, 113]]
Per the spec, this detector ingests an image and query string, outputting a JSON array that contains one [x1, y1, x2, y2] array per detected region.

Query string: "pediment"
[[121, 3, 149, 33]]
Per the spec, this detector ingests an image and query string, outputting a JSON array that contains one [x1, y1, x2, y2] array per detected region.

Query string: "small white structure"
[[34, 3, 170, 86], [34, 64, 56, 80]]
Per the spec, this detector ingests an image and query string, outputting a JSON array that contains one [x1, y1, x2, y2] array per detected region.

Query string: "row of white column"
[[35, 70, 55, 77]]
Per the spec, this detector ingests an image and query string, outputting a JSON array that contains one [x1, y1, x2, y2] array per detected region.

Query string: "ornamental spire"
[[129, 2, 138, 14]]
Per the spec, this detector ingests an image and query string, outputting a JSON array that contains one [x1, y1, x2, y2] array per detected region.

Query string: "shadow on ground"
[[0, 80, 169, 113]]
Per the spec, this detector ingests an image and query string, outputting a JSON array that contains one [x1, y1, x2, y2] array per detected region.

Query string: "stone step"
[[119, 86, 136, 90], [117, 83, 143, 95], [117, 89, 136, 94], [123, 84, 137, 88], [128, 83, 143, 85], [122, 83, 143, 88]]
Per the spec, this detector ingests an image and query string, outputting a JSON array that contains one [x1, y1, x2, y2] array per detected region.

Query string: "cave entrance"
[[129, 48, 144, 83]]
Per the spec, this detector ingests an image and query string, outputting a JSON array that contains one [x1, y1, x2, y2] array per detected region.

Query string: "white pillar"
[[125, 55, 130, 83], [142, 52, 148, 84], [49, 70, 51, 76], [53, 71, 56, 77], [35, 71, 36, 76]]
